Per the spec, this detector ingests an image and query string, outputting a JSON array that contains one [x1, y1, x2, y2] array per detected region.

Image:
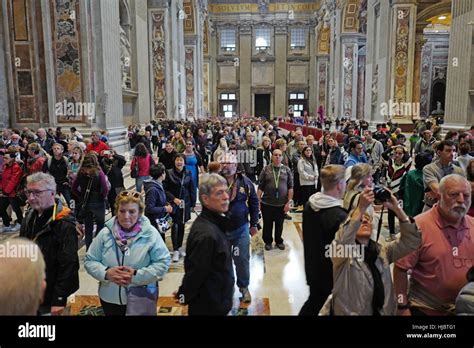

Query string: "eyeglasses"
[[119, 191, 141, 199], [26, 189, 52, 198]]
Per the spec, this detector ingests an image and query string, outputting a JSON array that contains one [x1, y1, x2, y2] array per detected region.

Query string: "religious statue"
[[432, 101, 444, 115], [258, 0, 269, 15], [120, 26, 132, 89], [371, 64, 378, 106]]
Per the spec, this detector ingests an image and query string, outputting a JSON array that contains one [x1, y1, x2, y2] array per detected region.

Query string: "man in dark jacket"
[[158, 142, 178, 170], [43, 143, 71, 207], [221, 153, 259, 303], [99, 149, 126, 215], [20, 172, 79, 315], [299, 165, 348, 315], [175, 173, 234, 315]]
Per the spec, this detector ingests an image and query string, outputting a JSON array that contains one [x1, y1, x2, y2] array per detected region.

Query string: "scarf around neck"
[[112, 217, 143, 252]]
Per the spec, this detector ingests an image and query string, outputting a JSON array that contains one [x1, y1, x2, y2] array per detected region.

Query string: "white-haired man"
[[394, 174, 474, 315]]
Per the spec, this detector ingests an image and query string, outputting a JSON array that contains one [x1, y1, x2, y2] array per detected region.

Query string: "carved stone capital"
[[239, 20, 252, 35]]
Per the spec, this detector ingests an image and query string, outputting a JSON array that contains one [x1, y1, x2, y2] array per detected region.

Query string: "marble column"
[[0, 0, 11, 128], [91, 0, 127, 150], [274, 20, 287, 119], [389, 0, 417, 124], [444, 0, 474, 130], [316, 56, 329, 114], [340, 35, 358, 119], [239, 22, 252, 117], [209, 21, 218, 116], [308, 19, 317, 116], [132, 0, 152, 125], [329, 7, 342, 119], [412, 34, 426, 107]]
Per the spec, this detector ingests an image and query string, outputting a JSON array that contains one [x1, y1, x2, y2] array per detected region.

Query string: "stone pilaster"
[[444, 0, 474, 130], [274, 20, 287, 118], [239, 21, 252, 117], [389, 0, 417, 124], [340, 36, 358, 119], [91, 0, 127, 150]]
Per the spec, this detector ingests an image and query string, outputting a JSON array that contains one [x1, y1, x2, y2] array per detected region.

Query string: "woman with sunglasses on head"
[[164, 154, 196, 262], [84, 191, 171, 316], [183, 141, 204, 201], [72, 153, 109, 250], [382, 145, 412, 241]]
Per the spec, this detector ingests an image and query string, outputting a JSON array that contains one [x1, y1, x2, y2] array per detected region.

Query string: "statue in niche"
[[432, 101, 444, 115], [258, 0, 269, 16], [120, 26, 131, 89], [371, 64, 378, 106]]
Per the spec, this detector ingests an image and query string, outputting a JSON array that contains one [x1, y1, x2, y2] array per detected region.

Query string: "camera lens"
[[373, 185, 391, 203]]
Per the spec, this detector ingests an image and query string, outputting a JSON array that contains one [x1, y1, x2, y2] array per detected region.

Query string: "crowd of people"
[[0, 116, 473, 316]]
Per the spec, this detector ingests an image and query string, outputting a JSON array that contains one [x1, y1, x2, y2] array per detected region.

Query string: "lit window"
[[255, 28, 271, 50], [220, 29, 236, 51], [290, 28, 306, 50], [228, 94, 236, 100], [221, 94, 228, 100], [298, 93, 305, 99], [290, 93, 297, 99]]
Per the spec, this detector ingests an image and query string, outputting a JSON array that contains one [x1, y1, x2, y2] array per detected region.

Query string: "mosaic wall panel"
[[356, 53, 365, 119], [185, 47, 195, 118], [317, 61, 327, 110], [151, 11, 167, 119], [203, 62, 209, 113], [51, 0, 84, 123], [183, 0, 195, 34], [419, 43, 432, 118], [393, 7, 411, 105], [343, 44, 354, 118]]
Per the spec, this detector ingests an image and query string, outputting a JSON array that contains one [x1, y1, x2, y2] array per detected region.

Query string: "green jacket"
[[403, 169, 424, 217]]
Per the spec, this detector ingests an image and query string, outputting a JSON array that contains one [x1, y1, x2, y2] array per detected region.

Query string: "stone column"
[[239, 21, 252, 117], [91, 0, 127, 151], [330, 6, 342, 119], [444, 0, 474, 130], [308, 19, 316, 116], [412, 34, 425, 107], [389, 0, 417, 124], [209, 21, 218, 116], [0, 0, 8, 128], [274, 20, 287, 119], [340, 35, 358, 119], [132, 0, 152, 124]]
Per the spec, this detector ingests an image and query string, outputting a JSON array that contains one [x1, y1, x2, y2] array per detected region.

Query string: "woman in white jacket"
[[298, 146, 319, 206]]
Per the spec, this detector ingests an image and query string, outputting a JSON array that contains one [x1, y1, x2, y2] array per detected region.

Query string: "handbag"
[[131, 157, 139, 178], [125, 285, 159, 316], [155, 214, 172, 234]]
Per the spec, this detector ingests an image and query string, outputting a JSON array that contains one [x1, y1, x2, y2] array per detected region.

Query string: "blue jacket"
[[344, 153, 368, 168], [226, 173, 259, 231], [84, 216, 171, 305], [144, 179, 168, 222]]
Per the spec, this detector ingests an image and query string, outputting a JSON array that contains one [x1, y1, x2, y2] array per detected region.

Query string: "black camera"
[[373, 185, 391, 203]]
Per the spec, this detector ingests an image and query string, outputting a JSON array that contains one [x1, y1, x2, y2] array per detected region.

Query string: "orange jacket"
[[1, 162, 23, 197]]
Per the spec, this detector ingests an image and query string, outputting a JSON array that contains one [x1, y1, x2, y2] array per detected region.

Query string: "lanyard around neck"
[[272, 165, 281, 188]]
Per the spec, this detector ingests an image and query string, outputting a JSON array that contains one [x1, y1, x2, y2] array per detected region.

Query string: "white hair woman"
[[85, 191, 171, 316]]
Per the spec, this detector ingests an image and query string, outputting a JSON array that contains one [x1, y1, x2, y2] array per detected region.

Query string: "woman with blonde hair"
[[344, 163, 374, 213], [256, 136, 272, 177], [85, 191, 171, 316], [68, 146, 83, 184]]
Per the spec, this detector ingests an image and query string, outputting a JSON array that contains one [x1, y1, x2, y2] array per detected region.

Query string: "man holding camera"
[[221, 153, 259, 303]]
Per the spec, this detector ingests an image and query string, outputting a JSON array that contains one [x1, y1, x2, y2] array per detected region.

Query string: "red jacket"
[[27, 156, 46, 175], [1, 162, 23, 197], [131, 154, 153, 177], [87, 141, 108, 154]]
